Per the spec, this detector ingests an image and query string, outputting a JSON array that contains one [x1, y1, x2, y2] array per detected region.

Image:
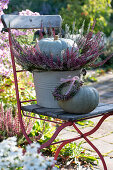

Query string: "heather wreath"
[[52, 76, 83, 101]]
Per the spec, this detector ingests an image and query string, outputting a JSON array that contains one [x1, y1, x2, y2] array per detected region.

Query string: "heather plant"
[[0, 0, 40, 109], [10, 21, 113, 72], [0, 103, 35, 142], [0, 102, 58, 150], [0, 0, 40, 78]]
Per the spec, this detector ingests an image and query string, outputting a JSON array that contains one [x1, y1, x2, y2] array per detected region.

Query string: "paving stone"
[[105, 116, 113, 121], [108, 151, 113, 157], [97, 157, 113, 170], [81, 139, 113, 154], [89, 120, 113, 139], [100, 133, 113, 144], [58, 129, 78, 140]]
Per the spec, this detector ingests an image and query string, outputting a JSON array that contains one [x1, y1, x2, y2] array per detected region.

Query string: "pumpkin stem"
[[54, 35, 59, 40]]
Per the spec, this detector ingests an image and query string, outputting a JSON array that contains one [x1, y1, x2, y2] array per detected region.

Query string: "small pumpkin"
[[36, 35, 79, 60], [58, 86, 99, 114]]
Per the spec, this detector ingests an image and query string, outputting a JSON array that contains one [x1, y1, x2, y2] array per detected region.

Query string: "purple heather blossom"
[[0, 103, 35, 137], [0, 0, 112, 76], [10, 29, 113, 71], [12, 29, 27, 37], [0, 0, 40, 77], [19, 9, 40, 16]]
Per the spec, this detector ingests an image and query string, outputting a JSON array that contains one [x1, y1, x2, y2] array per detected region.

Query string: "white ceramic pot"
[[33, 70, 81, 108]]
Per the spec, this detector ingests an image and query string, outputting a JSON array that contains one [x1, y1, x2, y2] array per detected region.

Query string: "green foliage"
[[60, 142, 84, 158], [5, 0, 67, 15], [30, 118, 57, 145], [79, 155, 99, 164], [60, 0, 113, 35], [76, 120, 94, 127], [56, 142, 98, 167], [0, 72, 35, 110]]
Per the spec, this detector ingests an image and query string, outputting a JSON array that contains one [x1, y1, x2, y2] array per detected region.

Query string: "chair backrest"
[[1, 14, 62, 29], [1, 14, 63, 107]]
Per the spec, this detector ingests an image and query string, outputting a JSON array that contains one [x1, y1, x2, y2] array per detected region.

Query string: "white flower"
[[23, 157, 46, 170], [0, 158, 10, 168], [26, 142, 40, 153], [0, 137, 58, 170], [46, 157, 56, 166]]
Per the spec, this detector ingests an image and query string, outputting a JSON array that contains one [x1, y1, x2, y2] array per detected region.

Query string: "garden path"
[[58, 70, 113, 170]]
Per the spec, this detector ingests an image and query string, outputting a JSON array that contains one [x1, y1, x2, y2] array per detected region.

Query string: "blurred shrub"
[[101, 31, 113, 68], [0, 72, 35, 110], [5, 0, 67, 15], [5, 0, 113, 35], [60, 0, 113, 36]]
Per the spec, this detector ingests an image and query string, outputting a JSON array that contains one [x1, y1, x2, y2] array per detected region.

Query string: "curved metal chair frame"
[[1, 14, 113, 170]]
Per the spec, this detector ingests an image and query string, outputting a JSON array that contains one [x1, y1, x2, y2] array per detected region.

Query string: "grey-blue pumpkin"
[[36, 35, 79, 60], [58, 86, 99, 114]]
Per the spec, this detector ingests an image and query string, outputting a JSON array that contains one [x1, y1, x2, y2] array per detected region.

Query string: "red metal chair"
[[1, 14, 113, 170]]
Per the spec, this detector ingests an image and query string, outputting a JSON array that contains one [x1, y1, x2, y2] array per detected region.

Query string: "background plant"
[[0, 72, 36, 110], [0, 104, 35, 142], [5, 0, 113, 36], [0, 136, 57, 170], [0, 1, 39, 110], [60, 0, 113, 36], [54, 142, 98, 169], [101, 31, 113, 68]]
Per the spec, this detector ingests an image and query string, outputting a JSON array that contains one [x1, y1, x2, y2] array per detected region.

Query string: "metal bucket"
[[33, 70, 81, 108]]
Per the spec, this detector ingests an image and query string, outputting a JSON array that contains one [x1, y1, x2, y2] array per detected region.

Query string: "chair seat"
[[21, 103, 113, 121]]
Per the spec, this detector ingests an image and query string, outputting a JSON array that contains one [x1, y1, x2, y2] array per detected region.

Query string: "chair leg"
[[8, 29, 32, 145], [39, 121, 73, 150], [73, 123, 107, 170], [18, 107, 32, 144], [54, 140, 73, 161], [54, 116, 109, 170], [84, 136, 107, 170]]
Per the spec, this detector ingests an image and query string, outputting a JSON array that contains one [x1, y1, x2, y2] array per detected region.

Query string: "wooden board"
[[21, 103, 113, 121], [1, 14, 62, 29]]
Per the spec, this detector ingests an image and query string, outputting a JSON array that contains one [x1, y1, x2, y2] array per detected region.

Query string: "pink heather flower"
[[18, 9, 40, 35], [11, 28, 113, 71], [12, 29, 27, 36], [0, 0, 9, 10], [19, 9, 40, 16], [0, 0, 41, 77], [0, 104, 35, 138]]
